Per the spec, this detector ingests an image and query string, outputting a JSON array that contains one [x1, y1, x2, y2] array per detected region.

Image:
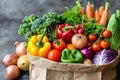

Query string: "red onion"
[[2, 53, 18, 67], [15, 41, 27, 56], [80, 47, 93, 59]]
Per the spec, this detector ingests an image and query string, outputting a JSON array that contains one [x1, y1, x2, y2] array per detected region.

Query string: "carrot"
[[91, 4, 95, 18], [80, 7, 85, 15], [86, 2, 93, 19], [100, 2, 109, 27], [95, 9, 101, 24], [99, 6, 104, 16]]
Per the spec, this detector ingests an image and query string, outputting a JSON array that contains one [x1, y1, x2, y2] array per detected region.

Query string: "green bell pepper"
[[61, 48, 83, 63]]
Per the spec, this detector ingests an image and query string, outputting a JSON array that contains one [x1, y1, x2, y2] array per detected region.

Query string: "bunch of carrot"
[[80, 2, 110, 27]]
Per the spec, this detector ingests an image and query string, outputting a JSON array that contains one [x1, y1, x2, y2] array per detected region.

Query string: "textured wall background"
[[0, 0, 120, 80]]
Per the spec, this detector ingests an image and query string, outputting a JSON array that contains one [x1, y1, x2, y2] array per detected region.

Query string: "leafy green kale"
[[61, 0, 87, 26], [18, 12, 62, 42], [84, 22, 104, 35]]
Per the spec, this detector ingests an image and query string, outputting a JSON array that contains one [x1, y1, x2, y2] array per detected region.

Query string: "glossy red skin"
[[57, 24, 74, 43], [102, 30, 111, 38], [52, 39, 67, 52], [92, 43, 101, 52], [100, 40, 110, 49], [74, 24, 84, 34], [47, 49, 61, 62], [88, 34, 97, 41]]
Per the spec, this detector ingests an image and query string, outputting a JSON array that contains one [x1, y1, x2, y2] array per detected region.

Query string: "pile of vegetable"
[[17, 0, 120, 66], [2, 41, 30, 80]]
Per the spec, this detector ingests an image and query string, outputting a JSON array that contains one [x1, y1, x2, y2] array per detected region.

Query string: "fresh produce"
[[95, 9, 100, 24], [86, 2, 93, 19], [107, 10, 120, 51], [93, 49, 117, 65], [74, 24, 84, 34], [2, 54, 18, 67], [18, 12, 62, 42], [4, 65, 20, 80], [88, 34, 98, 41], [57, 24, 74, 42], [61, 0, 83, 26], [67, 43, 76, 50], [61, 48, 83, 63], [100, 2, 109, 27], [92, 43, 101, 52], [47, 49, 61, 62], [80, 47, 93, 59], [16, 0, 120, 65], [100, 40, 110, 49], [27, 30, 51, 57], [15, 41, 27, 56], [52, 39, 67, 52], [102, 30, 111, 38], [79, 6, 85, 15], [72, 34, 88, 49], [83, 59, 92, 64], [17, 55, 30, 71], [84, 22, 104, 35], [99, 6, 104, 16]]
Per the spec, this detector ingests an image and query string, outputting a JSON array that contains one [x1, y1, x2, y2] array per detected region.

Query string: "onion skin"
[[2, 54, 18, 67], [15, 41, 27, 56], [72, 34, 88, 49], [80, 47, 93, 59], [4, 65, 20, 80]]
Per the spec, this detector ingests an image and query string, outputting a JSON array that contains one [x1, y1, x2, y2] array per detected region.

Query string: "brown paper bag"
[[28, 49, 120, 80]]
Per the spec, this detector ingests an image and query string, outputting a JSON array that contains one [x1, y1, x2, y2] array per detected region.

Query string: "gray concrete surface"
[[0, 0, 120, 80]]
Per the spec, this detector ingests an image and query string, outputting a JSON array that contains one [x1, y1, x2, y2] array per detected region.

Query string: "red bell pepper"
[[57, 24, 74, 43]]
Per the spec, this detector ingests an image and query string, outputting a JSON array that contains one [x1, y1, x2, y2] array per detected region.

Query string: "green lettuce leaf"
[[107, 10, 120, 51]]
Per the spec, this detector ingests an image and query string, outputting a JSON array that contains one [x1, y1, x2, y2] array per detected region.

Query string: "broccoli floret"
[[31, 18, 45, 33], [18, 23, 31, 35], [18, 13, 62, 42], [22, 14, 39, 25]]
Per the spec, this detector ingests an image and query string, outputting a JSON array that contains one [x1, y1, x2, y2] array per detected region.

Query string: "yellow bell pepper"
[[27, 31, 51, 58]]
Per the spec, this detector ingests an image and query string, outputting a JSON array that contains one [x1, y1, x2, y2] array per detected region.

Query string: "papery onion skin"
[[15, 41, 27, 56], [2, 54, 18, 67], [4, 65, 20, 80]]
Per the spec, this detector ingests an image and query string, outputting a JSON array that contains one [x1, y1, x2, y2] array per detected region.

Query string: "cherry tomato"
[[87, 42, 93, 47], [100, 40, 110, 49], [47, 49, 61, 62], [88, 34, 98, 41], [102, 30, 111, 38], [92, 43, 101, 52], [97, 39, 103, 44], [52, 39, 67, 52]]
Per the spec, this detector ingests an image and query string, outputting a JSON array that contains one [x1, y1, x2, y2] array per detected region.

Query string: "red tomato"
[[102, 30, 111, 38], [92, 43, 101, 52], [87, 42, 93, 47], [100, 40, 110, 49], [52, 39, 67, 52], [47, 49, 61, 62], [88, 34, 98, 41]]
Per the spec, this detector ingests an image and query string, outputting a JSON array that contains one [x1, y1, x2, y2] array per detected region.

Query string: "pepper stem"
[[36, 28, 47, 48], [62, 26, 74, 32]]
